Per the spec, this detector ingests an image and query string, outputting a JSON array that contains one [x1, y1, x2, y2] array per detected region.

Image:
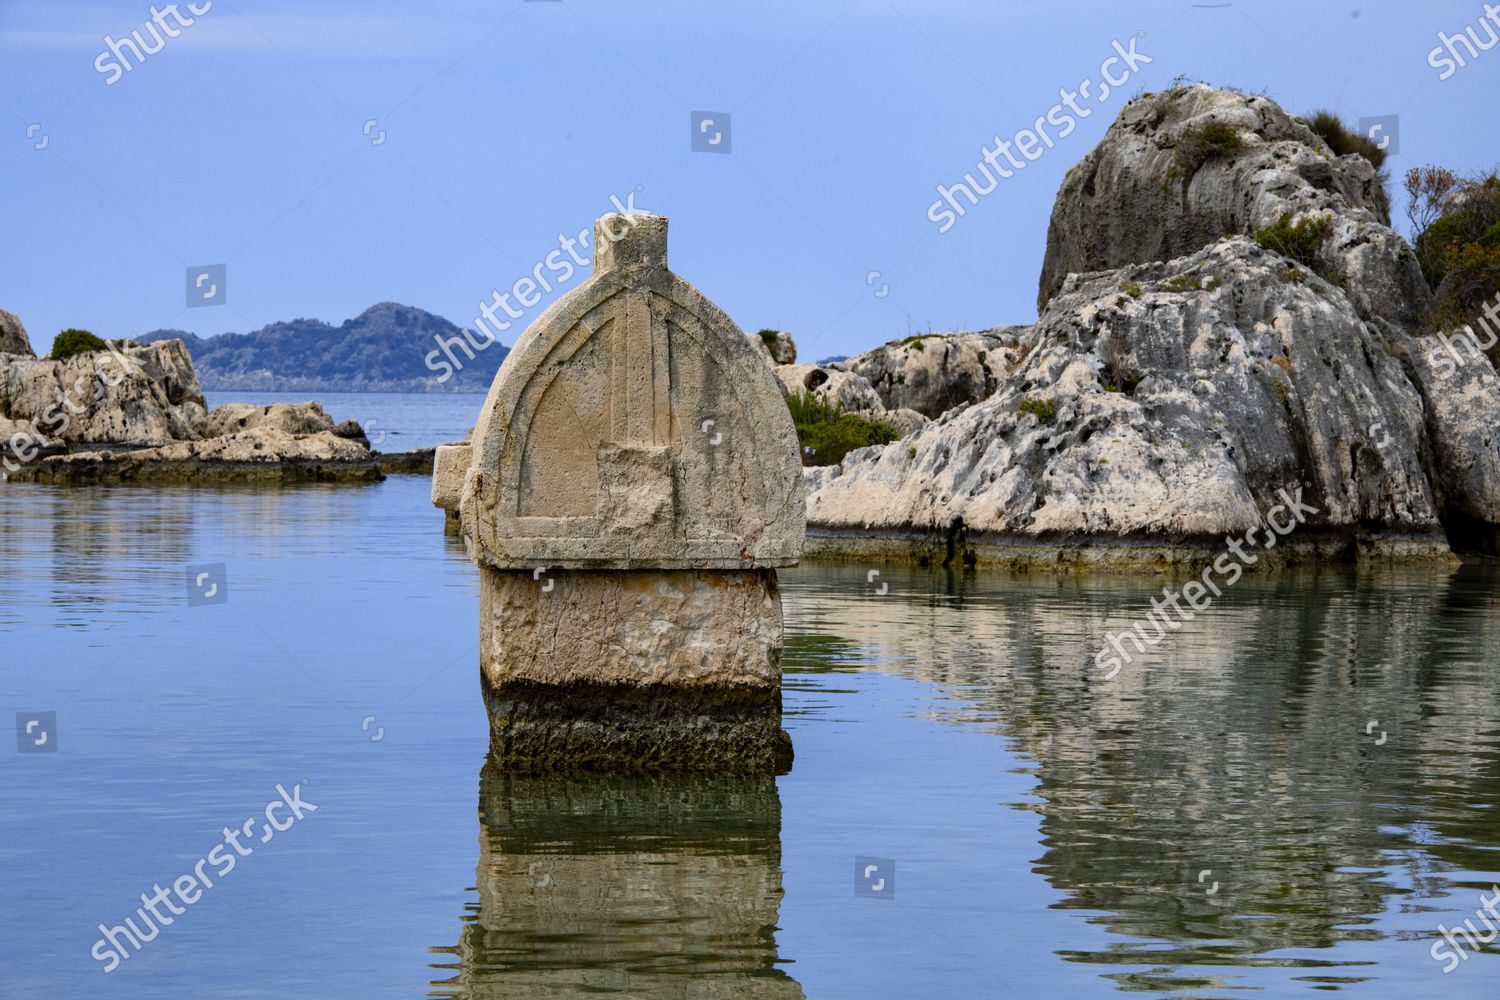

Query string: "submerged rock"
[[843, 328, 1025, 417]]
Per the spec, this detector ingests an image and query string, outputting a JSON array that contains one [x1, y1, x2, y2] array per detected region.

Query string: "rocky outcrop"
[[1038, 85, 1432, 334], [1401, 335, 1500, 555], [15, 428, 382, 485], [843, 328, 1025, 417], [805, 238, 1466, 566], [0, 309, 33, 356], [0, 339, 204, 447], [0, 332, 379, 484], [799, 85, 1500, 567], [750, 329, 797, 365], [772, 363, 883, 411], [851, 406, 929, 437]]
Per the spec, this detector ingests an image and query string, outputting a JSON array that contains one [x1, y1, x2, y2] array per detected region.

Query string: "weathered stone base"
[[480, 566, 792, 773]]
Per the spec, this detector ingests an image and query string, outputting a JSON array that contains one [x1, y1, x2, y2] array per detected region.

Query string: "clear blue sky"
[[2, 0, 1493, 360]]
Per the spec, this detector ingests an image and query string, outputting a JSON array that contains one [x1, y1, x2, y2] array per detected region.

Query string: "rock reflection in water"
[[781, 562, 1500, 994], [430, 766, 804, 999]]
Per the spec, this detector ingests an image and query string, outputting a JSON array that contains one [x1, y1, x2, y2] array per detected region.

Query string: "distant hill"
[[139, 302, 506, 393]]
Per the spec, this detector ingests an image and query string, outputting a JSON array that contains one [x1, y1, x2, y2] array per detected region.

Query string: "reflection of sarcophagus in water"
[[430, 767, 804, 999]]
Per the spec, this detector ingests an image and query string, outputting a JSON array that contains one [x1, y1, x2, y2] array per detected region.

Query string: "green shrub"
[[1254, 213, 1332, 269], [896, 334, 940, 350], [1175, 121, 1245, 173], [49, 328, 108, 361], [786, 390, 898, 466], [1120, 281, 1143, 298], [1161, 273, 1203, 293], [757, 329, 780, 346], [1016, 397, 1058, 423], [1409, 171, 1500, 329], [1305, 109, 1387, 170]]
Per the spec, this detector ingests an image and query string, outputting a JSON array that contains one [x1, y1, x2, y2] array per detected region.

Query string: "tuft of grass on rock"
[[1120, 280, 1143, 298], [1305, 109, 1387, 170], [1017, 397, 1058, 424], [49, 328, 108, 362], [1255, 213, 1332, 270], [786, 390, 898, 466], [1175, 121, 1245, 174]]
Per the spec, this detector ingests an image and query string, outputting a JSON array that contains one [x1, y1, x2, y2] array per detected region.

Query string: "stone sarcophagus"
[[434, 213, 804, 772]]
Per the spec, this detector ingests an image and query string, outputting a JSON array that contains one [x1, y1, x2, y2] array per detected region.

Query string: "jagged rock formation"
[[0, 309, 33, 356], [0, 334, 380, 484], [1038, 85, 1432, 334], [804, 86, 1500, 565], [843, 328, 1025, 417], [749, 328, 797, 365], [807, 238, 1456, 564], [1, 339, 203, 447], [772, 362, 883, 411]]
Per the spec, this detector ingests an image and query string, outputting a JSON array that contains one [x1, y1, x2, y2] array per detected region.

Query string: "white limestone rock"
[[806, 238, 1453, 558], [1038, 85, 1432, 334], [843, 328, 1026, 417], [0, 309, 34, 356], [772, 363, 883, 412]]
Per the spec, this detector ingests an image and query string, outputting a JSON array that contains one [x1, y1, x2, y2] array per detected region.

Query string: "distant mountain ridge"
[[140, 302, 506, 392]]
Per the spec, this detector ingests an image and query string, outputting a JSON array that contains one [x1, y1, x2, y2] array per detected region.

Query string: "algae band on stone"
[[433, 213, 805, 774]]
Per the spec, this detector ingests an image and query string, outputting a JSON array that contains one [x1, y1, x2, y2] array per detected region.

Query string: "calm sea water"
[[4, 394, 1500, 998], [205, 390, 487, 451]]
